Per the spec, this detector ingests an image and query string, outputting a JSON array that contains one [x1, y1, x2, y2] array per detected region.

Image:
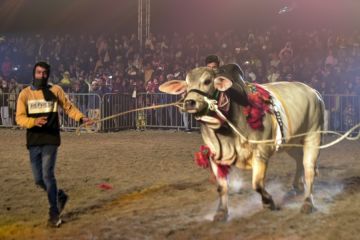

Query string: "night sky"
[[0, 0, 359, 34]]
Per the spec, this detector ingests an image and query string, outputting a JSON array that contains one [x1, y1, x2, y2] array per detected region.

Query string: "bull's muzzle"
[[184, 99, 197, 111]]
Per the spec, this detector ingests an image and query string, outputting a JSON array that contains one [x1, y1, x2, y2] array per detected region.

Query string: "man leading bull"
[[16, 62, 93, 227]]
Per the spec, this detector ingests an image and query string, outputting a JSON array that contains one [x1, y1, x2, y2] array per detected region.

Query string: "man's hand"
[[34, 116, 47, 127], [81, 117, 95, 126]]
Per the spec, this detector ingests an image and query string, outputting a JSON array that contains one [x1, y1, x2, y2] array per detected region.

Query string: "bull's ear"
[[214, 76, 233, 91], [159, 80, 187, 95]]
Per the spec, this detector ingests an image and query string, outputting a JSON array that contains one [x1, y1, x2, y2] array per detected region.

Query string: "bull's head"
[[159, 64, 246, 117]]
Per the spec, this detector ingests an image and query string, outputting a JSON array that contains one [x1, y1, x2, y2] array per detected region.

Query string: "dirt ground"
[[0, 128, 359, 240]]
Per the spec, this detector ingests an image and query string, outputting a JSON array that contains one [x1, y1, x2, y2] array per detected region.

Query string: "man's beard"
[[32, 77, 56, 101], [32, 77, 48, 89]]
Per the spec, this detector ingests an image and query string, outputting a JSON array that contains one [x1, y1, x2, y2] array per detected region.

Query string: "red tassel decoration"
[[194, 145, 230, 179], [194, 145, 211, 168], [195, 151, 209, 168], [217, 165, 230, 178]]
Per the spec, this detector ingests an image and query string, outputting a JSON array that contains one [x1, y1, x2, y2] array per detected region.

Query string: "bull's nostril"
[[184, 99, 196, 109]]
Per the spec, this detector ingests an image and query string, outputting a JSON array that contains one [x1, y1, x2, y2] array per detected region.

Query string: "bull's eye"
[[204, 79, 212, 85]]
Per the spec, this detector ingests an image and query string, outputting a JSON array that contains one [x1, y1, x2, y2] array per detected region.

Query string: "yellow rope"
[[77, 97, 359, 150], [203, 96, 359, 149]]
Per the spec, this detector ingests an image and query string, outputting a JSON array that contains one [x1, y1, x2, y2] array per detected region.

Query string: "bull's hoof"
[[263, 202, 279, 211], [263, 198, 278, 211], [213, 209, 228, 222], [300, 202, 316, 214]]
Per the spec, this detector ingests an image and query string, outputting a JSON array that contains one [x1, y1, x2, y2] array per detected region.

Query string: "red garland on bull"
[[243, 83, 272, 130]]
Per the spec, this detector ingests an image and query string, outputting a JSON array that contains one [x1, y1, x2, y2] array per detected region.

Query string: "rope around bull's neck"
[[203, 96, 360, 149]]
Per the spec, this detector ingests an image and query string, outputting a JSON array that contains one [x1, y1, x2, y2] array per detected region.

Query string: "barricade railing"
[[101, 93, 136, 131], [133, 93, 199, 130], [323, 94, 359, 134], [59, 93, 102, 131], [0, 92, 17, 127], [1, 92, 358, 134], [101, 93, 199, 131]]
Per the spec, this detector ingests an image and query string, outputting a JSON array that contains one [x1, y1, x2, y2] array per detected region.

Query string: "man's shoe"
[[57, 189, 69, 214], [47, 214, 62, 228]]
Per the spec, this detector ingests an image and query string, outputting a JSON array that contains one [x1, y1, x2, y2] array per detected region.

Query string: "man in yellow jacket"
[[16, 62, 92, 227]]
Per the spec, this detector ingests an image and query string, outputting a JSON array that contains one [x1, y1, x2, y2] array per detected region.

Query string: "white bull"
[[159, 64, 324, 221]]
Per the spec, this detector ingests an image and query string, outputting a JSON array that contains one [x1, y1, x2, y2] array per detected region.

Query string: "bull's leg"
[[301, 134, 321, 214], [252, 157, 277, 210], [286, 149, 305, 197], [209, 160, 229, 222]]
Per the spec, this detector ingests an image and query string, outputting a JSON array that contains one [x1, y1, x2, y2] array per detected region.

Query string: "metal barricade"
[[101, 92, 200, 131], [134, 93, 200, 130], [60, 93, 102, 131], [102, 93, 136, 131], [2, 92, 359, 134], [0, 92, 17, 127], [323, 94, 359, 133]]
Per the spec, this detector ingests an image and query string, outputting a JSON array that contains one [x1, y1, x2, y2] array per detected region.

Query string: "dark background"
[[0, 0, 359, 34]]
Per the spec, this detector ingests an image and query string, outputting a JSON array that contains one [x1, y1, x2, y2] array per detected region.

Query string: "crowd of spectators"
[[0, 26, 360, 97], [0, 27, 359, 131]]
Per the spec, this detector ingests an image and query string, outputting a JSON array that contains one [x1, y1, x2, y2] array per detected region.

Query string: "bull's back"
[[263, 81, 324, 137]]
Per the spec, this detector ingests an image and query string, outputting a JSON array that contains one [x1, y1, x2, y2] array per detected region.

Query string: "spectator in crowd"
[[112, 75, 125, 93], [279, 41, 293, 65], [59, 71, 71, 92], [1, 56, 13, 79], [324, 49, 338, 67], [205, 54, 221, 69], [267, 66, 280, 83], [72, 80, 88, 114], [0, 79, 11, 126], [88, 80, 102, 132], [7, 78, 21, 125]]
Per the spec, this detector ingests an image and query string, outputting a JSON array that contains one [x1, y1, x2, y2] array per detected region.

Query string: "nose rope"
[[186, 89, 212, 98], [203, 96, 360, 149], [185, 89, 220, 100]]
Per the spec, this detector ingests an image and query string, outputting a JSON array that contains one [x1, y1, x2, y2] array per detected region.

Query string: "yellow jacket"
[[16, 85, 84, 147]]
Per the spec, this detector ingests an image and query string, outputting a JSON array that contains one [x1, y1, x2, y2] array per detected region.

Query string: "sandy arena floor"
[[0, 128, 359, 240]]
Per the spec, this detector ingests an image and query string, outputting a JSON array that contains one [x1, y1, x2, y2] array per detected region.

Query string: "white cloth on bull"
[[262, 87, 290, 150]]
